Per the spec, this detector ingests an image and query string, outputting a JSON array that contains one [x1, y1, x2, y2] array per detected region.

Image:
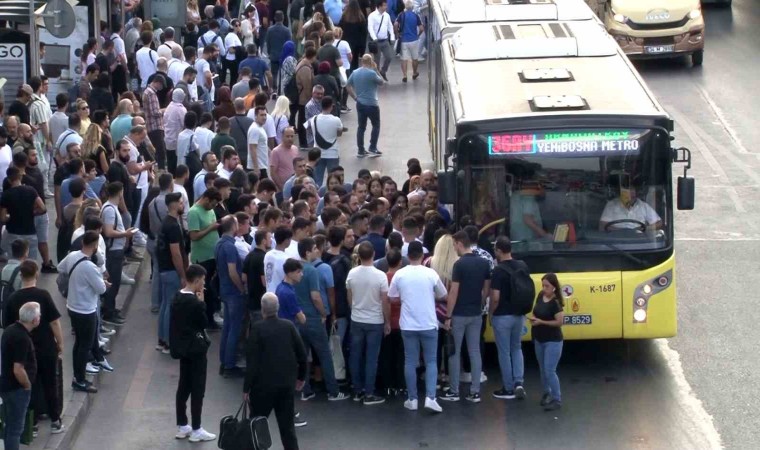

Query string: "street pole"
[[29, 1, 40, 78]]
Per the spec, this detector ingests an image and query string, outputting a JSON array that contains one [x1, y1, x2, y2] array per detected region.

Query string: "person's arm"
[[524, 214, 548, 238], [293, 322, 308, 386], [482, 279, 491, 309], [33, 196, 47, 215], [381, 290, 391, 335], [531, 306, 565, 328], [327, 285, 336, 321], [228, 262, 246, 294], [249, 142, 259, 171], [0, 207, 8, 224], [311, 288, 325, 318], [346, 285, 352, 309], [489, 287, 500, 316], [368, 14, 378, 41], [54, 184, 63, 228], [50, 318, 64, 356], [13, 362, 32, 389], [188, 222, 219, 241], [170, 242, 187, 283], [445, 280, 459, 328], [98, 150, 109, 174]]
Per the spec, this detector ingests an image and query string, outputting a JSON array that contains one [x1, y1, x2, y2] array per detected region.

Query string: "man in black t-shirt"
[[156, 193, 188, 353], [243, 229, 271, 320], [489, 236, 530, 400], [4, 261, 65, 433], [0, 301, 41, 450], [0, 167, 46, 260]]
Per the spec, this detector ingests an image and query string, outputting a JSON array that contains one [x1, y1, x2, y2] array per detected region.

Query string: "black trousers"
[[103, 249, 125, 317], [32, 352, 61, 422], [293, 104, 307, 147], [148, 129, 166, 170], [377, 329, 405, 391], [249, 386, 298, 450], [222, 58, 239, 86], [68, 310, 102, 383], [176, 355, 207, 430], [199, 259, 220, 322], [167, 150, 178, 176]]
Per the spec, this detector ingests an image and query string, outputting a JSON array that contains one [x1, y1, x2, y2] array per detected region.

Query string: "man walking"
[[295, 238, 349, 401], [388, 241, 447, 413], [347, 55, 385, 158], [440, 231, 491, 403], [394, 1, 424, 82], [347, 242, 390, 405], [244, 293, 308, 450], [367, 0, 395, 80], [0, 302, 40, 450]]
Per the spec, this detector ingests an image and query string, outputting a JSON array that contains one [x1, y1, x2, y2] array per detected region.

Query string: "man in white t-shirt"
[[0, 128, 12, 191], [247, 106, 270, 177], [223, 19, 244, 84], [263, 226, 293, 293], [246, 94, 277, 149], [195, 45, 218, 110], [307, 96, 343, 188], [157, 27, 184, 62], [194, 113, 216, 154], [135, 31, 158, 89], [599, 185, 662, 231], [346, 241, 390, 405], [124, 126, 154, 230], [388, 241, 447, 414]]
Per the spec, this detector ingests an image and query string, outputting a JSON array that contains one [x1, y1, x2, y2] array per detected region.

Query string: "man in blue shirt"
[[215, 215, 247, 378], [276, 259, 306, 324], [346, 54, 385, 158], [238, 44, 273, 92], [357, 215, 387, 259], [294, 238, 349, 401], [60, 158, 100, 208], [394, 0, 424, 82]]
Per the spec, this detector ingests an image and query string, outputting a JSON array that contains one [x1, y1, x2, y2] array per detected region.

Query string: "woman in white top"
[[187, 0, 202, 25], [241, 4, 261, 46], [271, 96, 291, 145]]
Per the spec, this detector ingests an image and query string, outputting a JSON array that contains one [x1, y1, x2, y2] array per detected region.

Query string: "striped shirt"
[[142, 86, 164, 132]]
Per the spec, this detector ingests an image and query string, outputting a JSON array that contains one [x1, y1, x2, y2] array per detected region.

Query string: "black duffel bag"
[[218, 401, 271, 450]]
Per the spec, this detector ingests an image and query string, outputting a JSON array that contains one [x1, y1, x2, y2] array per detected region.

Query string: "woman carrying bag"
[[529, 273, 565, 412]]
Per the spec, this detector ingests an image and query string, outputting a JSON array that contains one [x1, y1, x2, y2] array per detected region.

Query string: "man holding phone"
[[101, 182, 138, 326]]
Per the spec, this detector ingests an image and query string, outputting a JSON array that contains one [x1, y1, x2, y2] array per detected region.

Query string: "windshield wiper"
[[601, 243, 647, 268]]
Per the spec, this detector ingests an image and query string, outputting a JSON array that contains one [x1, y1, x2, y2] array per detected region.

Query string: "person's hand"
[[321, 316, 326, 324], [197, 289, 205, 301], [104, 280, 112, 289], [331, 314, 337, 325], [55, 217, 62, 228], [180, 277, 187, 288], [444, 318, 451, 330], [295, 380, 305, 391], [384, 323, 391, 336], [57, 345, 64, 357], [126, 227, 138, 236], [211, 222, 221, 230], [243, 392, 249, 402], [529, 316, 541, 326]]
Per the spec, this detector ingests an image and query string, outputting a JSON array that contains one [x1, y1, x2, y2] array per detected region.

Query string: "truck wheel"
[[692, 50, 704, 66]]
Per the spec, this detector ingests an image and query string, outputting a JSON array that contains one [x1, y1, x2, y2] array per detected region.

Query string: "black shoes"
[[223, 366, 245, 378], [41, 261, 58, 274], [72, 380, 98, 393]]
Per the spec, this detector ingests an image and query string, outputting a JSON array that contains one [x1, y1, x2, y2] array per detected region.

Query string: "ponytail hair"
[[541, 272, 565, 308]]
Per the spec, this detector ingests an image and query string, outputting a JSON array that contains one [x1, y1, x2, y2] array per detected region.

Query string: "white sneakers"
[[175, 425, 192, 439], [85, 362, 100, 374], [424, 397, 443, 413], [189, 428, 217, 442], [405, 398, 443, 413]]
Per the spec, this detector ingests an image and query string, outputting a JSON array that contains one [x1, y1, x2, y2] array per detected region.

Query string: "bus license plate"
[[645, 45, 674, 54], [563, 315, 592, 325]]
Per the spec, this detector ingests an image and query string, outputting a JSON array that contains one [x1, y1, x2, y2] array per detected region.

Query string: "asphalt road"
[[73, 2, 758, 449]]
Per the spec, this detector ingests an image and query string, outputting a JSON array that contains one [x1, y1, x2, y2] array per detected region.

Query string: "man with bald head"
[[347, 54, 385, 158], [244, 291, 308, 447], [11, 124, 34, 155]]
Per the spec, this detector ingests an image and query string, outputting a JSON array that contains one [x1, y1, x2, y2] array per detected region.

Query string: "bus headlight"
[[613, 13, 628, 24], [688, 9, 702, 20], [633, 270, 673, 324]]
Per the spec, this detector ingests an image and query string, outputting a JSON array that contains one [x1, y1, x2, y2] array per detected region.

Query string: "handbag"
[[218, 401, 272, 450], [368, 14, 385, 54], [329, 324, 346, 380]]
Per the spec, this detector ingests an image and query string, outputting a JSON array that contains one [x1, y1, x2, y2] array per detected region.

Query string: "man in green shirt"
[[187, 187, 222, 330], [209, 117, 237, 161]]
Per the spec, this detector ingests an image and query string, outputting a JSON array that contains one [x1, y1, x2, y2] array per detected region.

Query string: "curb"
[[33, 255, 146, 450]]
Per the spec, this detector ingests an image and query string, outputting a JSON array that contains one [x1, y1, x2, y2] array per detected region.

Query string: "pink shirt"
[[269, 144, 299, 190]]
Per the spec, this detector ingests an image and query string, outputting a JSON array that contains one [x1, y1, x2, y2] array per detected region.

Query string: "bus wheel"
[[692, 50, 704, 67]]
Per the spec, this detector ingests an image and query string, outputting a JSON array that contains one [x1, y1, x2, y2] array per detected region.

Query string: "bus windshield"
[[459, 128, 672, 255]]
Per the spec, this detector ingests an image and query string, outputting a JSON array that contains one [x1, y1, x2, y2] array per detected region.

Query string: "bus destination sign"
[[488, 129, 648, 157]]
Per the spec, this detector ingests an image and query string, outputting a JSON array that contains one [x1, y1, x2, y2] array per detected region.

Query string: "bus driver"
[[599, 180, 661, 232]]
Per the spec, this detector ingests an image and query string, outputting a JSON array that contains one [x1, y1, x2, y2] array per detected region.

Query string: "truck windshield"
[[458, 128, 672, 255]]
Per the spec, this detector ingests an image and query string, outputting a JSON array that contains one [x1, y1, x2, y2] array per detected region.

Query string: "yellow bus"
[[432, 21, 695, 340]]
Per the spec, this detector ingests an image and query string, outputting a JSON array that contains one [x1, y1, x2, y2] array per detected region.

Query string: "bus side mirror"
[[438, 170, 456, 204], [677, 177, 695, 210]]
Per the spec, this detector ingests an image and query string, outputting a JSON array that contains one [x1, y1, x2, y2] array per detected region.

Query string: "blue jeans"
[[299, 318, 339, 396], [147, 240, 161, 310], [349, 321, 384, 395], [534, 340, 563, 402], [1, 388, 31, 450], [448, 315, 483, 394], [314, 157, 340, 188], [356, 103, 380, 153], [159, 271, 181, 343], [220, 295, 246, 369], [402, 329, 438, 401], [492, 315, 525, 390]]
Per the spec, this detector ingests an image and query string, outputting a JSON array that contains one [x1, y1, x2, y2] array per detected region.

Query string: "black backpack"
[[284, 65, 308, 104], [495, 260, 535, 315], [0, 265, 22, 328]]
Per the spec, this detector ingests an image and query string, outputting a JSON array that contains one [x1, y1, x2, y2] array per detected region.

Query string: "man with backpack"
[[489, 235, 534, 400], [0, 240, 29, 321]]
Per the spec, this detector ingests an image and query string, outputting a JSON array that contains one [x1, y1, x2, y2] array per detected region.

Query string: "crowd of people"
[[0, 1, 567, 450]]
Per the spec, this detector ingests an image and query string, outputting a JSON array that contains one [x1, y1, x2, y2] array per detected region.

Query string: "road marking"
[[655, 339, 723, 450], [697, 86, 751, 155], [123, 342, 156, 410]]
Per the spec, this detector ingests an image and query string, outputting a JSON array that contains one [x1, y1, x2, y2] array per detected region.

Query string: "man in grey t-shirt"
[[347, 54, 385, 158], [100, 182, 137, 326]]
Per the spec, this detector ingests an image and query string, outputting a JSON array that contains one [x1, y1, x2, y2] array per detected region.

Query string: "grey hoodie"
[[59, 250, 107, 314]]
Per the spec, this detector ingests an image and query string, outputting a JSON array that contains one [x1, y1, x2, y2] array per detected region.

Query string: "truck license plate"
[[645, 45, 674, 54]]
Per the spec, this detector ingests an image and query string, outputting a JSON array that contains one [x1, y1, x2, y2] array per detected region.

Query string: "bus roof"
[[432, 0, 595, 31], [442, 20, 669, 124]]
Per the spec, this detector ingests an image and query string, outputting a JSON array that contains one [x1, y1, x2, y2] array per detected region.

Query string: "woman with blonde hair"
[[76, 99, 91, 136], [73, 199, 100, 230], [271, 96, 291, 145], [82, 124, 109, 175], [187, 0, 202, 25], [428, 234, 458, 288]]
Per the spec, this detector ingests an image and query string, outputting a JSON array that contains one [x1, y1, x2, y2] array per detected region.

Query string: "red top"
[[387, 271, 401, 330]]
